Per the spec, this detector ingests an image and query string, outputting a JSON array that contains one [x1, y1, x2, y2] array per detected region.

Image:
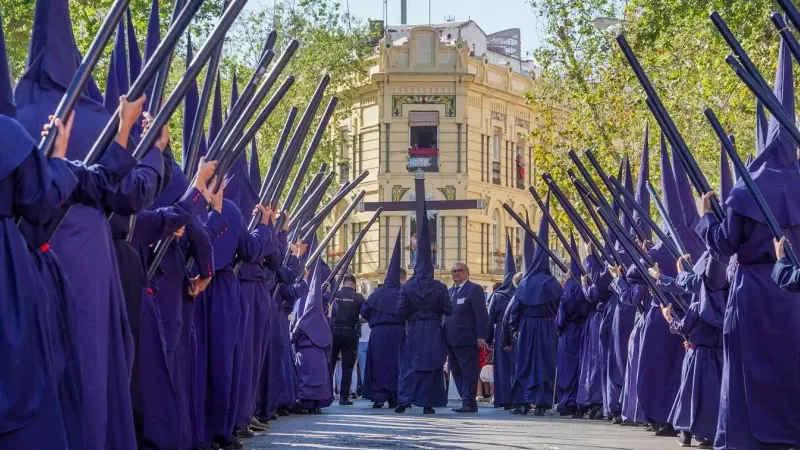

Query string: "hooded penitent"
[[291, 259, 334, 407], [249, 140, 261, 192], [507, 191, 563, 409], [635, 130, 686, 427], [618, 126, 653, 424], [397, 200, 450, 408], [554, 233, 587, 414], [1, 17, 83, 446], [605, 149, 641, 418], [670, 135, 704, 260], [14, 1, 140, 448], [487, 236, 517, 408], [699, 34, 800, 449], [361, 231, 407, 406], [755, 99, 768, 156]]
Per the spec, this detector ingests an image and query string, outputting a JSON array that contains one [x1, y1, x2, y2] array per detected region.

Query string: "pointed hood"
[[126, 8, 142, 83], [294, 259, 332, 348], [15, 0, 111, 160], [413, 201, 435, 278], [755, 100, 768, 156], [621, 155, 637, 237], [0, 12, 16, 118], [229, 70, 248, 176], [568, 232, 581, 279], [528, 190, 551, 276], [494, 236, 517, 298], [523, 211, 536, 271], [142, 0, 160, 112], [516, 190, 561, 307], [103, 20, 128, 115], [720, 137, 733, 201], [222, 71, 257, 217], [649, 132, 682, 277], [383, 231, 404, 288], [402, 192, 448, 303], [181, 36, 199, 165], [248, 140, 261, 191], [634, 124, 652, 241], [208, 72, 223, 146], [670, 138, 700, 230], [728, 34, 800, 227]]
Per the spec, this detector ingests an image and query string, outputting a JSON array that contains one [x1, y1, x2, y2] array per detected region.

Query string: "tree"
[[2, 0, 370, 203], [526, 0, 780, 238]]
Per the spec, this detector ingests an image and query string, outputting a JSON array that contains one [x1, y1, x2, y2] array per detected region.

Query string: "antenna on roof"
[[445, 15, 455, 22]]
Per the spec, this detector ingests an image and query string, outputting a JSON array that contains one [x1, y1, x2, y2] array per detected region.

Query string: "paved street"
[[244, 400, 680, 449]]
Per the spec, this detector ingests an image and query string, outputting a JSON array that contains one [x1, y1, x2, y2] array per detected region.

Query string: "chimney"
[[401, 0, 407, 25]]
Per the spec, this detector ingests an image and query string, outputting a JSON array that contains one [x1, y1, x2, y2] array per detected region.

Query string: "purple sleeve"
[[204, 210, 229, 242], [16, 157, 79, 224], [674, 271, 702, 294], [668, 307, 697, 337], [696, 210, 743, 258], [103, 146, 164, 215], [582, 284, 602, 308], [132, 188, 208, 246], [185, 215, 214, 279], [610, 276, 630, 298], [486, 295, 499, 344], [236, 221, 272, 263], [772, 257, 800, 293], [397, 289, 410, 319], [504, 297, 519, 344], [69, 141, 136, 207], [360, 301, 372, 321], [12, 150, 62, 223], [658, 274, 696, 295]]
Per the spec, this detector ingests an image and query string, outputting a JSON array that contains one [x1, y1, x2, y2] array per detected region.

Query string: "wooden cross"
[[362, 169, 486, 219]]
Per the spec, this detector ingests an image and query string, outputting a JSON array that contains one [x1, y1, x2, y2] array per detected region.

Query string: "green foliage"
[[526, 0, 779, 238], [1, 0, 370, 205]]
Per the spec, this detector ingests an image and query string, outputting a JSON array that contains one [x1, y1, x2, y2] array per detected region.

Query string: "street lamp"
[[590, 16, 625, 31]]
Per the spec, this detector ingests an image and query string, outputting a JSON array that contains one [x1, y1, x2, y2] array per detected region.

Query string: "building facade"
[[324, 24, 545, 295]]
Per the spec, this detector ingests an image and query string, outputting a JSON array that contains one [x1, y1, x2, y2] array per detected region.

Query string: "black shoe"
[[452, 406, 478, 413], [533, 407, 546, 416], [231, 437, 243, 449], [340, 399, 354, 406], [423, 407, 435, 414], [677, 431, 692, 447], [620, 419, 637, 426], [394, 403, 410, 413], [372, 402, 385, 409], [289, 402, 308, 415], [276, 408, 291, 416], [234, 427, 255, 439], [655, 424, 677, 437], [388, 399, 397, 409], [611, 415, 623, 425], [510, 406, 527, 415], [503, 405, 512, 411], [250, 417, 270, 431]]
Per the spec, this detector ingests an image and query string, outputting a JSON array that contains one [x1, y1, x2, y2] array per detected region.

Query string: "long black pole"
[[502, 203, 569, 275], [302, 190, 366, 270], [704, 108, 799, 266], [274, 97, 339, 231], [39, 0, 133, 157], [615, 34, 725, 220], [329, 209, 383, 298], [529, 186, 585, 275], [82, 0, 202, 163]]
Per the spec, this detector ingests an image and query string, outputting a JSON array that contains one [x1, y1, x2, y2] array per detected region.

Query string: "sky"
[[246, 0, 545, 59]]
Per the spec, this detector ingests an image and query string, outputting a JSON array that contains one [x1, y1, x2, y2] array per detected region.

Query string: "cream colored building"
[[324, 23, 548, 295]]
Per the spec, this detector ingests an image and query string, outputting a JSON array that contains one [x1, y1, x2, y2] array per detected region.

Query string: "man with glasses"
[[443, 263, 489, 413]]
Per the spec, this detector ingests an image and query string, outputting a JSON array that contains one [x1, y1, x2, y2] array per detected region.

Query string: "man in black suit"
[[443, 263, 489, 413]]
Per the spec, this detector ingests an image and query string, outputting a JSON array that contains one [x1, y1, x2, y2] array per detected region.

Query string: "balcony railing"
[[490, 254, 505, 274], [516, 178, 525, 189]]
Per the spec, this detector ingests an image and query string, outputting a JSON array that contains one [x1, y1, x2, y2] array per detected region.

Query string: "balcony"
[[407, 147, 439, 172], [516, 178, 525, 189], [490, 254, 505, 274], [491, 161, 501, 185]]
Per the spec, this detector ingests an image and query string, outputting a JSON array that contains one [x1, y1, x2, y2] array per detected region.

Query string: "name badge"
[[457, 298, 466, 305]]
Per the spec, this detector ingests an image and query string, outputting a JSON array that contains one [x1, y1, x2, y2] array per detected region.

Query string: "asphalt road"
[[244, 400, 681, 450]]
